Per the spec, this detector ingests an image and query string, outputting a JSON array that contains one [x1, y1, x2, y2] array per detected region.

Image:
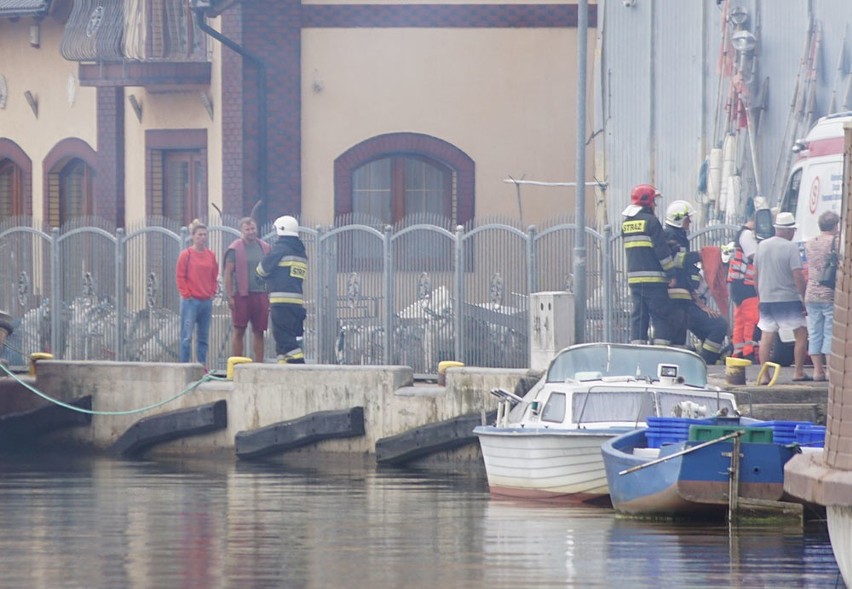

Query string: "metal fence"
[[0, 216, 738, 376]]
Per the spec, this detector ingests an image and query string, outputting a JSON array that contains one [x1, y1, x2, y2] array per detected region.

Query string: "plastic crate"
[[762, 420, 812, 444], [794, 424, 826, 447], [646, 417, 713, 448], [646, 431, 687, 449], [688, 425, 774, 444]]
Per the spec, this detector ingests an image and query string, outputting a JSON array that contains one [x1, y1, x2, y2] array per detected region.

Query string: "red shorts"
[[232, 292, 269, 332]]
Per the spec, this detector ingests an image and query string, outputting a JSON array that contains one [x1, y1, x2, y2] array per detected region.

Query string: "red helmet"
[[631, 184, 660, 207]]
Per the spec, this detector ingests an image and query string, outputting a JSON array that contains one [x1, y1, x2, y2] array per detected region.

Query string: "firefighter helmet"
[[665, 200, 696, 228], [630, 184, 661, 207]]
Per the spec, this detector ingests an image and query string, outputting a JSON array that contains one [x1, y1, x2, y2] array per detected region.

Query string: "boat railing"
[[618, 430, 744, 476]]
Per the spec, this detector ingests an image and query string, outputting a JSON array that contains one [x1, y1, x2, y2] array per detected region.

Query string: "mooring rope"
[[0, 357, 227, 416]]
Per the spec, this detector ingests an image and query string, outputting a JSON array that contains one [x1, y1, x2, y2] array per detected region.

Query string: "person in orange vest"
[[726, 217, 760, 362]]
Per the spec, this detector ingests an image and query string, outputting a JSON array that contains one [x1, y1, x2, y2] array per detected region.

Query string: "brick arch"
[[42, 138, 97, 227], [0, 138, 33, 216], [334, 132, 475, 225]]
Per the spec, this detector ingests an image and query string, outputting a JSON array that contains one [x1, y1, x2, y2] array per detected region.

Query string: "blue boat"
[[601, 417, 817, 518]]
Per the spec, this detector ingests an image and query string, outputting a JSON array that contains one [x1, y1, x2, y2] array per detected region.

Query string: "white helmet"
[[720, 241, 736, 264], [274, 215, 299, 237], [665, 200, 696, 228]]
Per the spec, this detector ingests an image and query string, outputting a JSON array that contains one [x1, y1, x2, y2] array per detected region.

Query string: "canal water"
[[0, 452, 842, 589]]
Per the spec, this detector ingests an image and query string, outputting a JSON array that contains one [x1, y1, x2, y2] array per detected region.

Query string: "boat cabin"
[[500, 344, 737, 430]]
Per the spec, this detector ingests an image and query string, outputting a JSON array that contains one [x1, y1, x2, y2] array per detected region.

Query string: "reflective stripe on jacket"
[[257, 236, 308, 306], [622, 210, 674, 285]]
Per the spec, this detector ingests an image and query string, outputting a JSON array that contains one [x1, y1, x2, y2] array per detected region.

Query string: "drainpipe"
[[193, 8, 269, 227]]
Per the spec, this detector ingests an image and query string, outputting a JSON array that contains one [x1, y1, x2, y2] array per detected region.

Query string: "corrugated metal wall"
[[597, 0, 851, 225]]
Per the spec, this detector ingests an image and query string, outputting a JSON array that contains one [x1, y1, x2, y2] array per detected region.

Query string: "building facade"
[[0, 0, 597, 231]]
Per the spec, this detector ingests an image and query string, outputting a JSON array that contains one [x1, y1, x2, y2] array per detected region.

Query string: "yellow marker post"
[[437, 360, 464, 386], [226, 356, 252, 380], [724, 356, 752, 386], [756, 361, 781, 387], [29, 352, 54, 376]]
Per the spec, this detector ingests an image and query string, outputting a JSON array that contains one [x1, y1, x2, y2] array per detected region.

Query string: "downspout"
[[193, 8, 268, 226]]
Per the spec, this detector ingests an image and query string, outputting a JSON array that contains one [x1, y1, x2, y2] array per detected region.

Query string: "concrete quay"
[[705, 364, 829, 424], [2, 361, 527, 462], [0, 360, 827, 464]]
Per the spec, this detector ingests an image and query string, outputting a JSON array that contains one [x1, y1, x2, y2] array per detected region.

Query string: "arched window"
[[352, 155, 452, 224], [335, 132, 474, 227], [44, 138, 97, 228], [0, 159, 22, 218], [0, 139, 32, 218], [58, 159, 93, 223]]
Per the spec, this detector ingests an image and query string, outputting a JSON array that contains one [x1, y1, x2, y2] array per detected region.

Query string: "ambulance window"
[[781, 168, 802, 213]]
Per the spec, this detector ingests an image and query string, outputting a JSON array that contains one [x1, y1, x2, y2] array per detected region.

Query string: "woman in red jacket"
[[176, 220, 219, 366]]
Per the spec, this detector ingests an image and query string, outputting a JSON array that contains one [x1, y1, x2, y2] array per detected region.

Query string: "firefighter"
[[726, 218, 760, 362], [663, 200, 698, 346], [621, 184, 676, 345], [663, 200, 728, 364]]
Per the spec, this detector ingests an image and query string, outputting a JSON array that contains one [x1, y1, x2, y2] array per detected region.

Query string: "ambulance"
[[778, 111, 851, 241]]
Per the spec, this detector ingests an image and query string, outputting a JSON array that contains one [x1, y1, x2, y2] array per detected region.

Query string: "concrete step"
[[742, 403, 824, 424]]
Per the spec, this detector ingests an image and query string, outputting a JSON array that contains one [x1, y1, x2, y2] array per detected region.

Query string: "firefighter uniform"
[[622, 206, 676, 344]]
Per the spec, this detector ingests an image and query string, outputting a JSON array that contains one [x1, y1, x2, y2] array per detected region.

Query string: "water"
[[0, 453, 842, 589]]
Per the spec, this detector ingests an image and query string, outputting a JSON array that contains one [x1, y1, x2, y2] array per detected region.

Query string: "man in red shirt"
[[223, 217, 270, 361]]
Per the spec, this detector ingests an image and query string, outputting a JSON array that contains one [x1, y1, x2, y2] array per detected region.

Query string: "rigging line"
[[0, 361, 226, 416]]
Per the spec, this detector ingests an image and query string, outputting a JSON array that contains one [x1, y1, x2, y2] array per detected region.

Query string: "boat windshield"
[[546, 344, 707, 387]]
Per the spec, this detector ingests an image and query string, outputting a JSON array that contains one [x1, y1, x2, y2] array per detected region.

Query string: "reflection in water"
[[0, 453, 841, 589]]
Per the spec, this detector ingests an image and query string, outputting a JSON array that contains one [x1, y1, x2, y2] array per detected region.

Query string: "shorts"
[[757, 301, 807, 333], [232, 292, 269, 332]]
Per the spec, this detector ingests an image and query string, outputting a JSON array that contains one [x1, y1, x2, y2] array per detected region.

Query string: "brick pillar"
[[94, 86, 124, 226], [826, 125, 852, 471], [242, 0, 302, 221], [221, 6, 245, 217]]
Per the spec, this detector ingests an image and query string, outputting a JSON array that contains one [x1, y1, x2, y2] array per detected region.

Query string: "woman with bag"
[[804, 210, 840, 382]]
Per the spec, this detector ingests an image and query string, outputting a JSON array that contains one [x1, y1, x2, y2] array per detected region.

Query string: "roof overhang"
[[191, 0, 241, 18], [0, 0, 50, 18], [78, 61, 212, 89]]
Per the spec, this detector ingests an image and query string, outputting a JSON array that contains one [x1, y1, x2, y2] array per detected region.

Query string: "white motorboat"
[[473, 343, 738, 503]]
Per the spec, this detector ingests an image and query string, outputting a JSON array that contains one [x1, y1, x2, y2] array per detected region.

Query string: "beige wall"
[[0, 17, 96, 220], [301, 26, 595, 226], [2, 7, 596, 228]]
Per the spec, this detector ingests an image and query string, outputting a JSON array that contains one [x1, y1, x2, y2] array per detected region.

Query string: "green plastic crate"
[[687, 425, 774, 444]]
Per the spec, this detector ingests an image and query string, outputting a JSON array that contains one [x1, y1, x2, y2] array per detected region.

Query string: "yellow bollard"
[[724, 356, 752, 386], [29, 352, 54, 376], [437, 360, 464, 386], [226, 356, 252, 380], [756, 361, 781, 387]]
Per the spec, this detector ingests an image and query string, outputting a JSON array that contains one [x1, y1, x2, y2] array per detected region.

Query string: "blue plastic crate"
[[761, 420, 812, 444], [794, 424, 826, 447], [646, 431, 685, 449]]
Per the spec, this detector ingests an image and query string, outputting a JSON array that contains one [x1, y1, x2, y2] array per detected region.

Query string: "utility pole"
[[574, 0, 588, 343]]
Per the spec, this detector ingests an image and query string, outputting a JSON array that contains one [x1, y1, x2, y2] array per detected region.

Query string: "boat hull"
[[828, 505, 852, 587], [474, 427, 625, 502], [603, 429, 798, 516]]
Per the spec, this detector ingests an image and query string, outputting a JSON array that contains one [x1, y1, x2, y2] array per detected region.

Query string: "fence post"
[[50, 226, 60, 359], [382, 225, 393, 364], [527, 224, 537, 297], [603, 224, 614, 343], [315, 225, 327, 363], [116, 227, 126, 361], [527, 225, 537, 365], [454, 225, 464, 363]]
